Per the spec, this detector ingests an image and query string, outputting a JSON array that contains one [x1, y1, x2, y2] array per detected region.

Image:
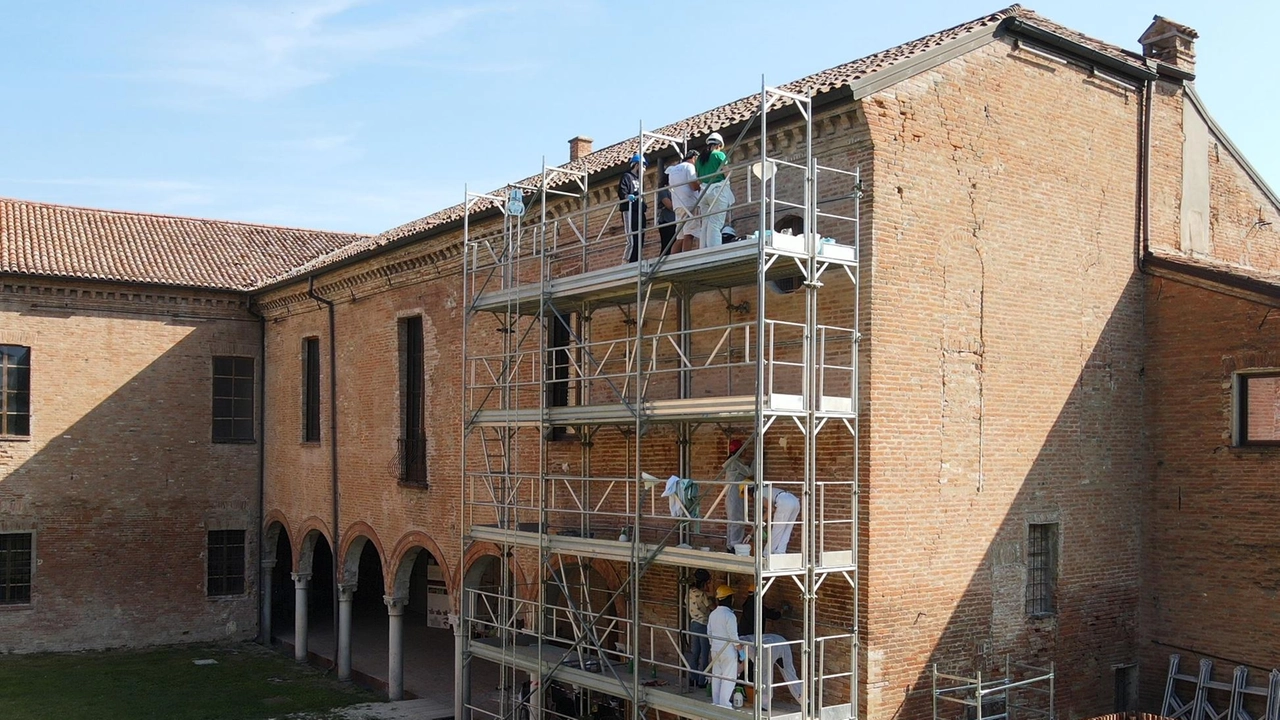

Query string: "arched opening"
[[344, 538, 387, 685], [544, 562, 622, 657], [269, 525, 293, 642], [297, 531, 335, 660], [390, 545, 453, 700]]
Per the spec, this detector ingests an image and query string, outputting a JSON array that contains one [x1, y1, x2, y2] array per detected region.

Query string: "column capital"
[[261, 559, 277, 570], [337, 584, 355, 602], [291, 572, 312, 586], [383, 595, 409, 615]]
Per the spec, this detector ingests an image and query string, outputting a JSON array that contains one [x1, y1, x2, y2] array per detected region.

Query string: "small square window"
[[1026, 523, 1058, 617], [207, 530, 245, 596], [1236, 372, 1280, 446], [0, 532, 33, 604]]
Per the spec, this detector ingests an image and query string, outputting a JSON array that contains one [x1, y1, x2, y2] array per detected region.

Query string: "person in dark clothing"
[[737, 583, 782, 637], [618, 154, 648, 263], [656, 170, 677, 257]]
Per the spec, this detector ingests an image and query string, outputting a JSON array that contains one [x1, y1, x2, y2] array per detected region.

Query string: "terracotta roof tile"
[[267, 4, 1153, 288], [0, 197, 367, 292]]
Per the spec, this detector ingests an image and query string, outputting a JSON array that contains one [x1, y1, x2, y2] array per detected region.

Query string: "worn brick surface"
[[0, 280, 260, 652]]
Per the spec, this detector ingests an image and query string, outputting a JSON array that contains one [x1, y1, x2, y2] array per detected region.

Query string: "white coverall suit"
[[706, 604, 742, 708], [768, 487, 801, 555], [740, 633, 803, 707]]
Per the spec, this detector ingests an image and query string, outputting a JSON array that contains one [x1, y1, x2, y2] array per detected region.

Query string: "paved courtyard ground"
[[0, 642, 443, 720]]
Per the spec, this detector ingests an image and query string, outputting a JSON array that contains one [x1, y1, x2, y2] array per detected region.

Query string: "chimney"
[[1139, 16, 1199, 73], [568, 136, 593, 162]]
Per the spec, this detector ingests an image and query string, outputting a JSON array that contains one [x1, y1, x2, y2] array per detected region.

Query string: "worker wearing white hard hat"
[[696, 132, 736, 249]]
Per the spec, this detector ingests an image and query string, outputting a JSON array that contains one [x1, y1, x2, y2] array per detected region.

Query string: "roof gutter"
[[1004, 19, 1159, 82], [306, 275, 341, 672]]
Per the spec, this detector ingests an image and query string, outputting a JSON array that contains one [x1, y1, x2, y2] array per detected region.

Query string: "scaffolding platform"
[[470, 233, 858, 316], [470, 638, 853, 720]]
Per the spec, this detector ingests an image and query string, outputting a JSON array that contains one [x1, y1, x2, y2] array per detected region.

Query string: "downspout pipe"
[[307, 275, 341, 671], [247, 300, 268, 644], [1139, 74, 1154, 270]]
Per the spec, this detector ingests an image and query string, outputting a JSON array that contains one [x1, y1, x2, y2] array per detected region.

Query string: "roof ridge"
[[0, 195, 371, 238]]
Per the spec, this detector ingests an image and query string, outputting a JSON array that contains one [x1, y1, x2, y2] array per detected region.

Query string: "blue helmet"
[[630, 154, 647, 168]]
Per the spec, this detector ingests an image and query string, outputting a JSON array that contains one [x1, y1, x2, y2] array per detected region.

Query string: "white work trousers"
[[770, 491, 800, 554], [741, 633, 803, 705], [708, 642, 740, 708], [698, 181, 735, 248]]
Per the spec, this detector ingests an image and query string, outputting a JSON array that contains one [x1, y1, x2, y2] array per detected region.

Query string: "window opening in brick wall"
[[303, 337, 321, 442], [1235, 371, 1280, 446], [1026, 522, 1058, 617], [0, 532, 33, 604], [1113, 664, 1138, 712], [212, 356, 254, 442], [400, 316, 427, 486], [207, 529, 246, 596], [0, 345, 31, 437], [545, 310, 573, 441]]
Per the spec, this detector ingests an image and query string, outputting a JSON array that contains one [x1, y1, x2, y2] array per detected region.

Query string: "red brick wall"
[[862, 39, 1146, 720], [1141, 278, 1280, 708], [0, 279, 260, 652]]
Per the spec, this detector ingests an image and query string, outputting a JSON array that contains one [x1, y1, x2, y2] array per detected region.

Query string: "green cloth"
[[696, 150, 727, 185]]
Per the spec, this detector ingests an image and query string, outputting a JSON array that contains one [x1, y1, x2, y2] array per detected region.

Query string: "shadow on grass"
[[0, 642, 377, 720]]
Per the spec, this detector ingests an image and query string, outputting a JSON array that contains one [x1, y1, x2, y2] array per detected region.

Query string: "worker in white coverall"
[[722, 438, 752, 550], [750, 484, 801, 554], [739, 633, 803, 709], [706, 585, 743, 708]]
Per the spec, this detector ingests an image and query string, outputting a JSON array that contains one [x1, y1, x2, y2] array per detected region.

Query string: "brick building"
[[2, 6, 1277, 720]]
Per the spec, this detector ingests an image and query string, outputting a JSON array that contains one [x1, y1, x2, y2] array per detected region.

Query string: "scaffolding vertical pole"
[[753, 77, 770, 720], [458, 184, 470, 720], [629, 122, 644, 720]]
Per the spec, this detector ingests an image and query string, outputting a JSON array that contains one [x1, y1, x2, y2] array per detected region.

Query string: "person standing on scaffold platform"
[[618, 154, 648, 263], [696, 132, 734, 249]]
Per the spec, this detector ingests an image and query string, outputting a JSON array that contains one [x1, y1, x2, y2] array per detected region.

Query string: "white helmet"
[[707, 132, 724, 146]]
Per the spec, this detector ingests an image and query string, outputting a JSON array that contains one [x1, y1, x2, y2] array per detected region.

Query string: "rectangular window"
[[303, 338, 321, 443], [1114, 664, 1138, 712], [1236, 372, 1280, 446], [1026, 523, 1058, 616], [400, 316, 427, 485], [0, 532, 32, 605], [1, 345, 31, 437], [545, 311, 572, 440], [212, 356, 254, 442], [207, 530, 245, 596]]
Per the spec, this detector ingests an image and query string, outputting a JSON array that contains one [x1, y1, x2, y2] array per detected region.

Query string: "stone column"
[[452, 613, 468, 720], [260, 559, 275, 643], [292, 572, 311, 662], [337, 584, 354, 681], [385, 596, 409, 700]]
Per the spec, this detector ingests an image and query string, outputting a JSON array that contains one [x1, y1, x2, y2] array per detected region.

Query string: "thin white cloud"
[[138, 0, 497, 100]]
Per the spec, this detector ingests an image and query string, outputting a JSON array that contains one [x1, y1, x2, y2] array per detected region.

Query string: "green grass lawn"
[[0, 642, 378, 720]]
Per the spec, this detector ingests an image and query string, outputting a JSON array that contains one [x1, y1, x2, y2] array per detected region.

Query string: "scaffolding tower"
[[459, 85, 861, 720]]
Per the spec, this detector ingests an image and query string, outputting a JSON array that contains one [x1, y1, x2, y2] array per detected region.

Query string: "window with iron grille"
[[212, 356, 254, 442], [207, 530, 245, 596], [545, 311, 573, 441], [1, 345, 31, 437], [303, 338, 321, 443], [1235, 371, 1280, 446], [399, 316, 427, 486], [0, 532, 33, 605], [1026, 523, 1058, 616]]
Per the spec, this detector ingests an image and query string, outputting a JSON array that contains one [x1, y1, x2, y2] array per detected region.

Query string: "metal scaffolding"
[[459, 84, 861, 720], [932, 658, 1055, 720]]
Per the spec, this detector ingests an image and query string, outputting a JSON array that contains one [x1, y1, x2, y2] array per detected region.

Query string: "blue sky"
[[1, 1, 1274, 234]]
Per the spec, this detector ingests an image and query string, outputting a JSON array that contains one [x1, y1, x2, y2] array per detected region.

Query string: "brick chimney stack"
[[1139, 16, 1199, 73], [568, 136, 594, 162]]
